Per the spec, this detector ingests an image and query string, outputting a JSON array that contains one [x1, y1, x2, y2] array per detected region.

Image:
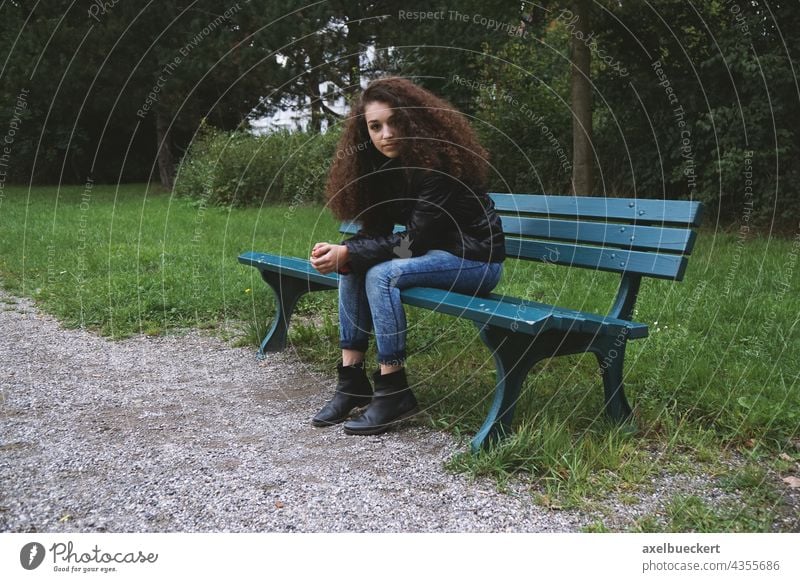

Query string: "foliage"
[[0, 1, 346, 184], [458, 0, 800, 227], [173, 124, 340, 206], [373, 0, 526, 115], [590, 0, 800, 225], [470, 18, 574, 194], [2, 1, 798, 227]]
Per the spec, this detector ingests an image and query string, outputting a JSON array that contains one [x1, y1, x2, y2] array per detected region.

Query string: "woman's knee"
[[365, 261, 396, 290]]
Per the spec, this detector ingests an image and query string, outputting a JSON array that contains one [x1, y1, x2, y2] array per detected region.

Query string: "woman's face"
[[364, 100, 401, 158]]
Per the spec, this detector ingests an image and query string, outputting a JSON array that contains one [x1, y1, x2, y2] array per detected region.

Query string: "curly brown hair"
[[325, 77, 489, 232]]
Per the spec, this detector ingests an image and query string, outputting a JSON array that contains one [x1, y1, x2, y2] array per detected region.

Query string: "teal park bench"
[[239, 194, 704, 452]]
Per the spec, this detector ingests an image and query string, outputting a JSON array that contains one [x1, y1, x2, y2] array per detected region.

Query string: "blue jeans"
[[338, 250, 503, 365]]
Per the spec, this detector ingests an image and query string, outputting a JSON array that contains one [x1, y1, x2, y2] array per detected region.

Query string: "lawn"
[[1, 182, 798, 531]]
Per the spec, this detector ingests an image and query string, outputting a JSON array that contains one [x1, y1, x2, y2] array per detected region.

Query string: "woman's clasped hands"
[[310, 242, 350, 275]]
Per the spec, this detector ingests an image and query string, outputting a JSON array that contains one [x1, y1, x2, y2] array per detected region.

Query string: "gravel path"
[[1, 290, 591, 532], [2, 289, 792, 532]]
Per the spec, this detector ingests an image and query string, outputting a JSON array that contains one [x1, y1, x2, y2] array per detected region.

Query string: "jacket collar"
[[372, 154, 400, 173]]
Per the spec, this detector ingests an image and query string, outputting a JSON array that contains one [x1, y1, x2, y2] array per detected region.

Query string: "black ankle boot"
[[312, 362, 373, 427], [343, 368, 418, 435]]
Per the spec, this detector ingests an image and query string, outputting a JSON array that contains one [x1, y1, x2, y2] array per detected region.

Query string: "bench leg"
[[257, 272, 332, 356], [471, 324, 543, 453], [592, 338, 634, 423]]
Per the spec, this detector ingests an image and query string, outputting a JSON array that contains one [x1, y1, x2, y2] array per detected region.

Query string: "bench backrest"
[[491, 193, 703, 281], [340, 193, 703, 282]]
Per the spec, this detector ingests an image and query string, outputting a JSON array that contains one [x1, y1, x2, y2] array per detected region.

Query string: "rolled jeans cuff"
[[340, 339, 369, 352]]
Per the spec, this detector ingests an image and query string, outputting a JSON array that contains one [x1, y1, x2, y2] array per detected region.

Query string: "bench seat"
[[238, 251, 648, 340]]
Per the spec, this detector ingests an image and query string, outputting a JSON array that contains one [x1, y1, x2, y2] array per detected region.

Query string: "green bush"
[[174, 122, 341, 206], [472, 26, 573, 195]]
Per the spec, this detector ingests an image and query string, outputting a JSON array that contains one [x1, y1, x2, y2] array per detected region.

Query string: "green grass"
[[1, 183, 798, 530], [0, 183, 340, 340], [631, 491, 780, 533]]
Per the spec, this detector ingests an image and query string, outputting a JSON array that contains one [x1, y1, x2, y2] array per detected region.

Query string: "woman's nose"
[[382, 126, 394, 140]]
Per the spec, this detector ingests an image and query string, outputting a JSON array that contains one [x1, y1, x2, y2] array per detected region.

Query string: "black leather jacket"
[[341, 157, 506, 274]]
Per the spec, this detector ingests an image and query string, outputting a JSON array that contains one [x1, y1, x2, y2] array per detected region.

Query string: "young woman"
[[309, 77, 505, 435]]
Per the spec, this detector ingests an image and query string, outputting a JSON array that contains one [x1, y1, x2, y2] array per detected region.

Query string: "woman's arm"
[[342, 171, 456, 273]]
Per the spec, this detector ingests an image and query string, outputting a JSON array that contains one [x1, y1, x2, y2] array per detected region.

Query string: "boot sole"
[[342, 407, 420, 436], [311, 405, 370, 427], [311, 417, 347, 427]]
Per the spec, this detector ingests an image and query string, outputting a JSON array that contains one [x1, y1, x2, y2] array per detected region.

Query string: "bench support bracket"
[[471, 324, 546, 452], [471, 324, 634, 452], [257, 271, 334, 357], [609, 274, 642, 320], [589, 335, 634, 423]]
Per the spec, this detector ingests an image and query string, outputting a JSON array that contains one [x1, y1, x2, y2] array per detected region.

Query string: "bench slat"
[[484, 292, 648, 339], [400, 287, 648, 338], [337, 224, 688, 278], [499, 216, 697, 254], [401, 288, 554, 335], [491, 193, 704, 227], [505, 237, 688, 280], [341, 220, 696, 255], [339, 221, 406, 236]]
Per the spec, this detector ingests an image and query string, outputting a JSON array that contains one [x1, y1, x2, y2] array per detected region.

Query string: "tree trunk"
[[156, 109, 175, 190], [570, 0, 593, 196], [304, 58, 324, 133], [348, 51, 361, 94], [308, 83, 323, 133]]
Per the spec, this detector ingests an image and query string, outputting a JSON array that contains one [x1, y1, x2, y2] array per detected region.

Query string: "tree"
[[375, 0, 526, 115], [569, 0, 593, 195], [0, 1, 284, 187], [588, 0, 800, 224]]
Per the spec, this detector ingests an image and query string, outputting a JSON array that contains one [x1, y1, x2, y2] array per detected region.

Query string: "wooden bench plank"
[[491, 193, 704, 227], [505, 237, 689, 280], [499, 216, 697, 254], [484, 292, 649, 339], [401, 287, 648, 338], [399, 287, 554, 335]]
